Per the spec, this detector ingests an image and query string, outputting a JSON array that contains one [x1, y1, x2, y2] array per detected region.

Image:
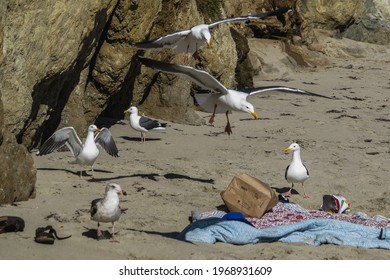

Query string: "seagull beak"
[[207, 41, 212, 48], [251, 112, 259, 120], [284, 147, 291, 153], [124, 109, 129, 113], [95, 128, 101, 133]]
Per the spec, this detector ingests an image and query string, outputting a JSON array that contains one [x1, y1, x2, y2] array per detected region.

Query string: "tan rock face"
[[1, 0, 117, 148], [0, 91, 36, 204], [0, 142, 36, 204], [296, 0, 390, 44]]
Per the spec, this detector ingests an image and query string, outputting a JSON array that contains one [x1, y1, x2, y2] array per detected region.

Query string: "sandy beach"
[[1, 35, 390, 260]]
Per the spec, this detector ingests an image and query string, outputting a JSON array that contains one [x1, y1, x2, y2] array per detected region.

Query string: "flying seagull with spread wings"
[[132, 7, 290, 63], [36, 124, 119, 178], [138, 56, 333, 135]]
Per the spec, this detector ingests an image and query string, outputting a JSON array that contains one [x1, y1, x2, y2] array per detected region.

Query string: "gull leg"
[[80, 166, 84, 179], [96, 222, 102, 240], [302, 183, 309, 198], [183, 45, 190, 64], [110, 222, 119, 243], [192, 42, 201, 61], [283, 183, 294, 197], [208, 104, 217, 125], [224, 111, 232, 135], [183, 54, 189, 64]]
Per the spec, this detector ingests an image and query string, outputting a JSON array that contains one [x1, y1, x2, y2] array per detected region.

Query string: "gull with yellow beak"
[[283, 143, 310, 198], [36, 124, 119, 179], [138, 56, 332, 135], [124, 106, 167, 143], [131, 7, 290, 63]]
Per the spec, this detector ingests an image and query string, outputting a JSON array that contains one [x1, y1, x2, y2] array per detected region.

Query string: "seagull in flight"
[[132, 7, 290, 63], [124, 106, 167, 143], [284, 143, 310, 198], [137, 56, 333, 135], [36, 124, 119, 179]]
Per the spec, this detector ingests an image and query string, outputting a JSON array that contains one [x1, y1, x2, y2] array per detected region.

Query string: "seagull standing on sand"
[[36, 124, 119, 179], [284, 143, 310, 198], [138, 56, 332, 135], [90, 183, 126, 241], [124, 106, 167, 143], [132, 7, 290, 63]]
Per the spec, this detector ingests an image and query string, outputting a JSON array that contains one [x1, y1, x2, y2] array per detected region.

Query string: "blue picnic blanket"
[[177, 217, 390, 249]]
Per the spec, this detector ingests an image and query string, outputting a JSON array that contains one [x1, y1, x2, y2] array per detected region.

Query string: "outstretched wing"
[[243, 86, 333, 99], [36, 127, 83, 157], [208, 7, 290, 28], [132, 30, 192, 50], [138, 56, 229, 95], [94, 128, 119, 157]]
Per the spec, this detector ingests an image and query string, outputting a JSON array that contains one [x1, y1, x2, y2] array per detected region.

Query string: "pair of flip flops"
[[34, 225, 72, 245], [0, 216, 25, 233]]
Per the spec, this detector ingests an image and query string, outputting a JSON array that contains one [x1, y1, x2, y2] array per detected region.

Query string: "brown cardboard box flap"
[[220, 173, 278, 218]]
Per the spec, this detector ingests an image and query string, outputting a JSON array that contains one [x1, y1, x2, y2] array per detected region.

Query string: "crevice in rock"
[[85, 0, 121, 92], [98, 51, 144, 120], [17, 8, 112, 149]]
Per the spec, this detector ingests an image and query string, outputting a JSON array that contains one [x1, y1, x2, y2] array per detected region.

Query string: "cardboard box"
[[220, 173, 278, 218]]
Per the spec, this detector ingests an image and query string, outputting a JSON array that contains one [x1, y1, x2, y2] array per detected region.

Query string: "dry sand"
[[1, 35, 390, 260]]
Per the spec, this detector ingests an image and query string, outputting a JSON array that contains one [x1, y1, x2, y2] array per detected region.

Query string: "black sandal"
[[34, 225, 72, 245], [0, 216, 25, 234]]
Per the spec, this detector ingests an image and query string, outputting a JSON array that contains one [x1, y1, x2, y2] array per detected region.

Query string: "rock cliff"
[[0, 0, 389, 203]]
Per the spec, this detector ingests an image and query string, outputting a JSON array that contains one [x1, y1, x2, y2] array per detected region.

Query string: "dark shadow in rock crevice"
[[18, 8, 113, 150]]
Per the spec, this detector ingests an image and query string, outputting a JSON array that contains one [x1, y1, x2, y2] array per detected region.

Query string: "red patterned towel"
[[198, 203, 390, 229]]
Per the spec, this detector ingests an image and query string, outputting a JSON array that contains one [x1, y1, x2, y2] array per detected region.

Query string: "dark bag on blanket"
[[221, 174, 278, 218]]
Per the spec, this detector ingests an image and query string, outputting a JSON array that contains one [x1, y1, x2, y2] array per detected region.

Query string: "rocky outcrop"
[[1, 0, 117, 149], [0, 0, 117, 204], [0, 3, 36, 204], [296, 0, 390, 45], [0, 91, 36, 204]]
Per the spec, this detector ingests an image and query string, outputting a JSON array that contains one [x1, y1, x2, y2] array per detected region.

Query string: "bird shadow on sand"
[[38, 167, 215, 185], [82, 227, 113, 240], [120, 136, 162, 142], [37, 167, 114, 179], [163, 172, 215, 184], [37, 167, 80, 177], [204, 131, 228, 137], [82, 227, 179, 241], [90, 172, 215, 185], [272, 186, 300, 196], [125, 227, 180, 240], [88, 173, 161, 182]]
